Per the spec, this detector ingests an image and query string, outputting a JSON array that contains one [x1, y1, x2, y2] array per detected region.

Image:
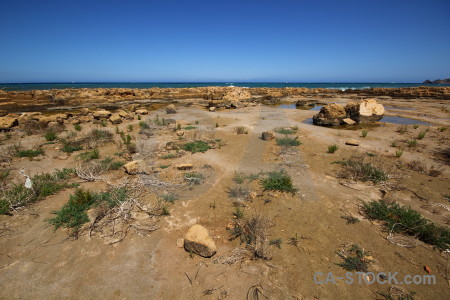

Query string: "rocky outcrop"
[[313, 99, 385, 126], [93, 110, 112, 119], [423, 78, 450, 84], [312, 103, 346, 126], [0, 116, 19, 129], [109, 113, 122, 124], [261, 131, 275, 141], [222, 88, 252, 101], [184, 224, 217, 258], [344, 99, 384, 123], [123, 160, 148, 175]]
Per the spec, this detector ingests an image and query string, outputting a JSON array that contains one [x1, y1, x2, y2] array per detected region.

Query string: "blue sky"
[[0, 0, 449, 83]]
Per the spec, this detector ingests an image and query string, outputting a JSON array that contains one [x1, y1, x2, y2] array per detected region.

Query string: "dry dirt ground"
[[0, 97, 449, 299]]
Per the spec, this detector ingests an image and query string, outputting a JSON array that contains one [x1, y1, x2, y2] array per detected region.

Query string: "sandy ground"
[[0, 98, 449, 299]]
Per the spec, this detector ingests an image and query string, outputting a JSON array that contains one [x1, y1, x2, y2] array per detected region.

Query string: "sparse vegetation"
[[182, 141, 210, 153], [78, 148, 99, 161], [413, 124, 419, 129], [100, 120, 107, 127], [275, 126, 298, 135], [183, 126, 197, 130], [15, 148, 44, 158], [276, 136, 301, 146], [390, 140, 398, 147], [161, 153, 177, 159], [417, 131, 426, 139], [0, 169, 75, 215], [406, 139, 417, 147], [335, 157, 388, 184], [327, 144, 339, 153], [232, 172, 246, 184], [139, 121, 149, 129], [235, 126, 248, 134], [233, 207, 244, 219], [361, 129, 368, 137], [397, 125, 408, 134], [184, 172, 205, 185], [336, 244, 369, 272], [341, 215, 360, 224], [438, 126, 447, 132], [44, 130, 57, 141], [395, 150, 403, 158], [160, 193, 178, 203], [74, 124, 82, 131], [269, 238, 282, 249], [227, 186, 250, 200], [363, 200, 450, 250], [260, 170, 297, 194]]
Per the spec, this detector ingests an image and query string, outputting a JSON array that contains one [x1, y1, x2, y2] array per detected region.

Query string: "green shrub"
[[276, 136, 301, 146], [336, 244, 368, 272], [183, 126, 197, 130], [233, 207, 244, 219], [227, 186, 250, 199], [417, 131, 426, 140], [44, 130, 57, 141], [100, 120, 107, 127], [161, 153, 176, 159], [160, 193, 178, 203], [78, 148, 99, 161], [395, 150, 403, 158], [99, 157, 125, 170], [438, 126, 447, 132], [275, 127, 298, 135], [74, 124, 82, 131], [361, 129, 368, 137], [407, 139, 417, 147], [48, 187, 129, 232], [327, 144, 339, 153], [182, 141, 210, 153], [127, 124, 133, 132], [61, 143, 83, 153], [139, 121, 149, 129], [232, 172, 246, 184], [363, 200, 450, 250], [16, 148, 44, 158], [260, 170, 297, 194]]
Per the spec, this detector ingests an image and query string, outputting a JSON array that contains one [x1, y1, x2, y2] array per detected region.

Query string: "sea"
[[1, 82, 449, 91]]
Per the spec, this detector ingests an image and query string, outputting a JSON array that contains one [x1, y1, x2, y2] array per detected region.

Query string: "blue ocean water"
[[1, 82, 449, 91]]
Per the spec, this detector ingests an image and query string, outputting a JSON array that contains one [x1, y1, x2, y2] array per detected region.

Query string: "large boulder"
[[93, 110, 112, 119], [166, 104, 177, 114], [0, 116, 19, 129], [344, 99, 384, 123], [312, 103, 346, 126], [184, 224, 217, 258], [109, 113, 122, 124], [123, 160, 148, 175]]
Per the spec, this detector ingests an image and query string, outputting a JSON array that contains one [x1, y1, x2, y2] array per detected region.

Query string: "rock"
[[166, 104, 177, 114], [261, 131, 275, 141], [109, 113, 122, 124], [295, 99, 319, 109], [118, 110, 132, 120], [135, 109, 148, 115], [0, 116, 19, 129], [342, 118, 356, 125], [93, 110, 112, 119], [222, 87, 251, 101], [123, 160, 148, 175], [344, 99, 384, 123], [0, 110, 7, 117], [184, 224, 217, 258], [345, 139, 360, 146], [47, 113, 68, 124], [177, 164, 193, 170], [209, 107, 216, 112], [47, 121, 61, 130], [312, 103, 346, 126], [176, 238, 185, 248]]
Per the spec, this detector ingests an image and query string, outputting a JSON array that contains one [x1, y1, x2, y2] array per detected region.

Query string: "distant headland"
[[423, 78, 450, 84]]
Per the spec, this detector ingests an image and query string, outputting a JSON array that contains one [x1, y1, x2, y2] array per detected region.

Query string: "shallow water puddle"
[[380, 116, 431, 125]]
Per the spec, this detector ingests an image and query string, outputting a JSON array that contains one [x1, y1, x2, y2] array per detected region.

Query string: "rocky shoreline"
[[0, 86, 449, 113]]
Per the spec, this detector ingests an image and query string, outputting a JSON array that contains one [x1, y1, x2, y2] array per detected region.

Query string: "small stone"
[[209, 107, 216, 112], [177, 164, 193, 170], [176, 130, 185, 136], [184, 224, 217, 258], [261, 131, 274, 141], [343, 118, 356, 125], [345, 139, 360, 146], [131, 211, 149, 221], [177, 238, 184, 248], [363, 255, 374, 262], [135, 109, 148, 115]]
